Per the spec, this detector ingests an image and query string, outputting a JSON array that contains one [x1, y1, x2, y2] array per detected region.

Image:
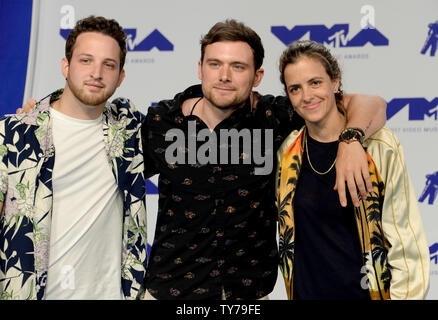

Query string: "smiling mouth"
[[303, 101, 321, 110], [214, 86, 234, 92], [85, 82, 104, 90], [214, 88, 234, 96]]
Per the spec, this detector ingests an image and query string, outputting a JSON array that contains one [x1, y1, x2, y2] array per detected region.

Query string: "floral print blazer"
[[0, 90, 147, 300]]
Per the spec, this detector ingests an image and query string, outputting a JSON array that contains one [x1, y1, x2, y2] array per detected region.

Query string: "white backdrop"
[[23, 0, 438, 299]]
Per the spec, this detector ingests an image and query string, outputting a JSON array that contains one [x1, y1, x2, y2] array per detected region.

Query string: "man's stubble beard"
[[67, 77, 112, 107], [203, 89, 250, 112]]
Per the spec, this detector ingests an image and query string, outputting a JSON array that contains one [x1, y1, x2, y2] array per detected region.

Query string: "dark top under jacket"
[[293, 134, 370, 300]]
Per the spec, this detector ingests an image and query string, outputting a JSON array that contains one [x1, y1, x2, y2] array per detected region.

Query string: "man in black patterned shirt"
[[142, 19, 387, 300]]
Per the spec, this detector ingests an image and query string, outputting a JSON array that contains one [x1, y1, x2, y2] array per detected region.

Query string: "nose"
[[91, 63, 103, 80], [219, 65, 231, 82], [302, 86, 313, 103]]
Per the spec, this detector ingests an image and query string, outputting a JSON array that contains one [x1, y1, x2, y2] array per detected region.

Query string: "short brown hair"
[[279, 40, 344, 112], [200, 19, 264, 70], [65, 16, 127, 71]]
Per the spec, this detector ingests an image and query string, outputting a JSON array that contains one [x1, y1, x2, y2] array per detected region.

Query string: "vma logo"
[[421, 20, 438, 57], [59, 28, 173, 52], [430, 243, 438, 264], [125, 29, 173, 51], [419, 171, 438, 205], [387, 98, 438, 121], [271, 24, 389, 47], [271, 5, 388, 48], [59, 5, 173, 52]]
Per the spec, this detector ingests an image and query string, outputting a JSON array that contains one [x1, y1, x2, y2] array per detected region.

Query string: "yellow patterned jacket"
[[276, 127, 429, 300]]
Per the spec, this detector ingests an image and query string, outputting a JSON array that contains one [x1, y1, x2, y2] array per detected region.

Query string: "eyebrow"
[[307, 76, 324, 82], [205, 58, 250, 67], [78, 53, 118, 63], [287, 84, 299, 91], [287, 76, 324, 89]]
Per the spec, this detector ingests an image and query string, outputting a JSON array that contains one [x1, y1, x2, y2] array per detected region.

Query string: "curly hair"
[[65, 16, 127, 71]]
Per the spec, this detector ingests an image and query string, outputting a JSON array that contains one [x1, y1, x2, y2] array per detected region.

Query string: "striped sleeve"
[[370, 129, 430, 299]]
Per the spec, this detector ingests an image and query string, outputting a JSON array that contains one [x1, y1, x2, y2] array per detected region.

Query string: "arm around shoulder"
[[343, 94, 387, 138], [110, 97, 146, 123]]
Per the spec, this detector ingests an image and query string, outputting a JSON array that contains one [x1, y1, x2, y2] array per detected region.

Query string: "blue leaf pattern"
[[0, 90, 147, 299]]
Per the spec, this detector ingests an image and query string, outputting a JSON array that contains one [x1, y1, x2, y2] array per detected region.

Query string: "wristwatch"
[[339, 127, 365, 146]]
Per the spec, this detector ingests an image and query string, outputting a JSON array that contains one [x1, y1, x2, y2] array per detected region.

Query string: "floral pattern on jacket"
[[0, 90, 147, 300]]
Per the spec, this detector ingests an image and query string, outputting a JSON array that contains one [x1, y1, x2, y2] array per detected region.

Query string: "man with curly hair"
[[0, 16, 147, 300]]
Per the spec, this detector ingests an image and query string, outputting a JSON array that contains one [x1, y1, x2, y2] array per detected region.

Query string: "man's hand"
[[16, 98, 36, 114], [334, 141, 372, 207], [338, 93, 385, 207]]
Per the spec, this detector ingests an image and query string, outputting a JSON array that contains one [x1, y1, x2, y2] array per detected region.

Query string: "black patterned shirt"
[[142, 84, 303, 300]]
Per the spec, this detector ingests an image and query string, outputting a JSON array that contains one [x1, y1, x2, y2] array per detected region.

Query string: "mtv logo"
[[430, 243, 438, 264], [60, 28, 174, 52], [271, 24, 389, 47], [387, 98, 438, 120], [124, 29, 173, 51]]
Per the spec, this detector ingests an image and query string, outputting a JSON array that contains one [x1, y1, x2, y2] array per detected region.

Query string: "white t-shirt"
[[45, 107, 124, 300]]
